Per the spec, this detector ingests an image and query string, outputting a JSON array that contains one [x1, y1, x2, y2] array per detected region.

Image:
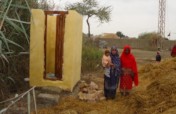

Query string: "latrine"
[[30, 9, 83, 91]]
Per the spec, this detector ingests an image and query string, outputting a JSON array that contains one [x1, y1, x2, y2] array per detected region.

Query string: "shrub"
[[81, 39, 103, 73], [138, 32, 162, 40]]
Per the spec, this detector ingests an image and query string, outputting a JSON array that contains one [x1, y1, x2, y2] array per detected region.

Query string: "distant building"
[[100, 33, 120, 39]]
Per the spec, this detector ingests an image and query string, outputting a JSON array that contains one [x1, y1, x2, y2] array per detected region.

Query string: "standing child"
[[102, 50, 112, 77], [156, 51, 161, 62]]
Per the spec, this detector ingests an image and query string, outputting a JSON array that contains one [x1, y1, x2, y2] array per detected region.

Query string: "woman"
[[103, 46, 121, 99], [120, 45, 138, 96], [171, 44, 176, 57]]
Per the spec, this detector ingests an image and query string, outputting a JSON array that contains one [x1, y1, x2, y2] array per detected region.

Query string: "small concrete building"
[[30, 9, 83, 91]]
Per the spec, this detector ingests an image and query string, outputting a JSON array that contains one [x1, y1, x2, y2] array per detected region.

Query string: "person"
[[120, 45, 138, 96], [171, 44, 176, 57], [102, 49, 112, 78], [156, 51, 161, 62], [102, 47, 121, 99], [109, 46, 121, 99]]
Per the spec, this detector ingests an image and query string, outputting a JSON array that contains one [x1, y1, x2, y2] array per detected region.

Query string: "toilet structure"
[[30, 9, 83, 91]]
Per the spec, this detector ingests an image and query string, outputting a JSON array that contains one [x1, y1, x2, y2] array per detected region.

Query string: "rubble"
[[78, 81, 104, 101]]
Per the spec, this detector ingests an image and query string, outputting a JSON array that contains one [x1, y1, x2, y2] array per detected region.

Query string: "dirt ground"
[[36, 49, 176, 114]]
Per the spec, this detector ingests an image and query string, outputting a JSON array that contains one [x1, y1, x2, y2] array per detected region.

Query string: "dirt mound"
[[128, 58, 176, 114]]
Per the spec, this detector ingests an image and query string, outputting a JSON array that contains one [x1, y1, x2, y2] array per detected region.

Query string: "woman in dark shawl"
[[104, 46, 121, 99]]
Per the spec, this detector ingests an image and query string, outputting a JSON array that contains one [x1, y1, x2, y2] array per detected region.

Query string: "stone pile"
[[78, 81, 105, 101]]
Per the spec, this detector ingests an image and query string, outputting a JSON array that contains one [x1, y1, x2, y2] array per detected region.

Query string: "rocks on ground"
[[78, 81, 105, 101]]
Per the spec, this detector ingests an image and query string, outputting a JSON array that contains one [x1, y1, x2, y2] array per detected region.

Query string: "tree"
[[138, 32, 162, 47], [66, 0, 111, 38], [38, 0, 55, 10], [116, 31, 125, 38]]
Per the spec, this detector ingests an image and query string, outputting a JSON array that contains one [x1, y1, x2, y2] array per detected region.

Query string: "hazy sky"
[[53, 0, 176, 40]]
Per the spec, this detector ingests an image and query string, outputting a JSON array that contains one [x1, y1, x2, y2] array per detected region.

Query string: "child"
[[156, 51, 161, 62], [102, 50, 113, 77]]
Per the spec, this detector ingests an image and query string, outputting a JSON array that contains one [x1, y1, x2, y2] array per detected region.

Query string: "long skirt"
[[120, 74, 133, 91], [104, 75, 119, 99]]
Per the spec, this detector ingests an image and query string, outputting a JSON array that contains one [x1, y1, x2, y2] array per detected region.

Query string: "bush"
[[138, 32, 162, 40], [81, 39, 103, 73]]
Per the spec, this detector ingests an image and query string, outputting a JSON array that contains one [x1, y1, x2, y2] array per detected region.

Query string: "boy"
[[156, 51, 161, 62]]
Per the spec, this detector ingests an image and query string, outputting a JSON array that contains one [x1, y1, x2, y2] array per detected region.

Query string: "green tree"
[[116, 31, 125, 38], [66, 0, 111, 38]]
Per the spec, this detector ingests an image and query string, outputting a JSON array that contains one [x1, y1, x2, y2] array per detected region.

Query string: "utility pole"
[[158, 0, 166, 38], [158, 0, 166, 48]]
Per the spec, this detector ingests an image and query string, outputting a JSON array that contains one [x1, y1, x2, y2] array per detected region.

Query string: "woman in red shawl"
[[120, 45, 138, 96], [171, 44, 176, 57]]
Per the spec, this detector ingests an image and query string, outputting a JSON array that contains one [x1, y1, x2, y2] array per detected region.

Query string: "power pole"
[[158, 0, 166, 38], [158, 0, 166, 49]]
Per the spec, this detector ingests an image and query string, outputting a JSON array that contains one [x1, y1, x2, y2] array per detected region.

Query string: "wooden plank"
[[55, 14, 66, 80], [43, 13, 48, 79]]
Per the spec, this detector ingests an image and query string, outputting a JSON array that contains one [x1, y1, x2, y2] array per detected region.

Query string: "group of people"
[[156, 44, 176, 63], [101, 44, 176, 100], [102, 45, 138, 99]]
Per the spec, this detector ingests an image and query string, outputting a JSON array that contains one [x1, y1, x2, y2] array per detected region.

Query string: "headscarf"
[[111, 46, 119, 56], [120, 45, 138, 86]]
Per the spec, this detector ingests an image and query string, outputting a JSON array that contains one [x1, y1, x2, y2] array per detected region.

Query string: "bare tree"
[[66, 0, 111, 38]]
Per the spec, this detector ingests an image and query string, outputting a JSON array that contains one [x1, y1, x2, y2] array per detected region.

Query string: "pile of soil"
[[36, 58, 176, 114], [128, 58, 176, 114]]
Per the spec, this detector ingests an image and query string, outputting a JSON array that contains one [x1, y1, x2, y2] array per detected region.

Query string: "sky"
[[53, 0, 176, 40]]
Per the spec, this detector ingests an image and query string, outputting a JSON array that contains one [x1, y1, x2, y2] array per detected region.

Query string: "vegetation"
[[66, 0, 111, 38], [116, 31, 126, 38], [138, 32, 170, 49], [138, 32, 162, 40], [82, 38, 103, 73], [0, 0, 54, 101]]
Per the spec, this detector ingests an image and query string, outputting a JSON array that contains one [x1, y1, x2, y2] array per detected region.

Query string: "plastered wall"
[[30, 9, 83, 91]]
